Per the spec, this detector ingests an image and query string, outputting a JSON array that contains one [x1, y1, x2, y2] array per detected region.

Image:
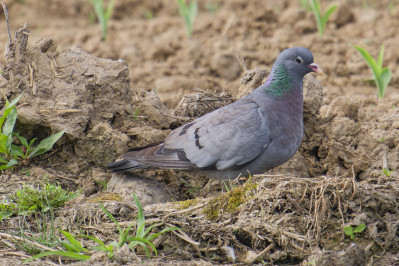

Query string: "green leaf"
[[322, 5, 337, 29], [77, 234, 106, 247], [146, 227, 181, 242], [10, 145, 24, 158], [90, 246, 109, 252], [61, 230, 87, 252], [177, 0, 197, 37], [308, 0, 322, 34], [14, 133, 29, 148], [105, 0, 116, 21], [0, 94, 23, 131], [29, 138, 37, 147], [28, 129, 65, 158], [24, 251, 90, 262], [143, 223, 158, 238], [127, 236, 157, 257], [353, 223, 366, 233], [6, 158, 18, 168], [380, 68, 392, 97], [188, 1, 198, 25], [3, 107, 18, 151], [354, 45, 379, 77], [6, 94, 23, 109], [133, 193, 145, 238], [0, 134, 10, 154], [343, 226, 353, 236], [377, 45, 384, 70]]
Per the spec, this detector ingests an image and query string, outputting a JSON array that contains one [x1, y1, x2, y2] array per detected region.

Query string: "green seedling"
[[127, 193, 181, 258], [133, 107, 140, 119], [0, 94, 65, 170], [205, 1, 220, 13], [25, 194, 180, 262], [144, 10, 154, 20], [300, 0, 312, 11], [382, 168, 393, 177], [176, 0, 198, 37], [6, 179, 79, 216], [12, 210, 60, 256], [344, 223, 366, 240], [0, 199, 17, 219], [25, 230, 91, 262], [308, 0, 337, 35], [89, 0, 116, 41], [354, 45, 392, 98]]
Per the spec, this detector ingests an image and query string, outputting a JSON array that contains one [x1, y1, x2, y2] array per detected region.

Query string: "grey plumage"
[[107, 47, 323, 179]]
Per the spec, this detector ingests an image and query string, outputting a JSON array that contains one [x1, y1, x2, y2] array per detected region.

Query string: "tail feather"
[[106, 159, 144, 172], [107, 143, 194, 172]]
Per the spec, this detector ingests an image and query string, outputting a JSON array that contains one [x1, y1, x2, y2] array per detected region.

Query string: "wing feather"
[[165, 98, 272, 170]]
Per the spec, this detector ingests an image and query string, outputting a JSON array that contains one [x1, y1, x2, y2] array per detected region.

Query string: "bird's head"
[[275, 47, 323, 79]]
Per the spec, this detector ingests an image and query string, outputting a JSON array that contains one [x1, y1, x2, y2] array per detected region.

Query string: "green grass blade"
[[377, 45, 384, 70], [61, 230, 86, 252], [188, 1, 198, 26], [3, 107, 18, 151], [14, 133, 29, 148], [127, 236, 157, 257], [354, 45, 379, 77], [308, 0, 322, 35], [105, 0, 116, 21], [6, 94, 23, 109], [89, 246, 109, 252], [321, 5, 337, 29], [143, 223, 158, 238], [77, 234, 106, 247], [24, 251, 90, 262], [0, 94, 22, 130], [133, 193, 145, 237], [28, 129, 65, 158], [0, 134, 10, 154], [98, 202, 123, 235], [379, 68, 392, 98], [146, 226, 181, 242]]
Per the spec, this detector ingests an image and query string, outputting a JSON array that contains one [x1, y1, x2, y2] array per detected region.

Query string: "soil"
[[1, 0, 399, 265]]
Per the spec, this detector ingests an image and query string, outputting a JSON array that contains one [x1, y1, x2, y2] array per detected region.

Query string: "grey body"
[[107, 47, 321, 180]]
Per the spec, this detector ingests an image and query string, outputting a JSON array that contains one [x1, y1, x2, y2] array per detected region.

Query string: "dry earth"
[[0, 0, 399, 265]]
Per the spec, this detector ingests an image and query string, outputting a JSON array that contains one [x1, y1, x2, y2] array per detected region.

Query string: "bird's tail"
[[106, 159, 143, 172], [107, 143, 194, 172]]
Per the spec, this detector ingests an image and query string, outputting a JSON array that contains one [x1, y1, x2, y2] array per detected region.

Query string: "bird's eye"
[[296, 56, 304, 64]]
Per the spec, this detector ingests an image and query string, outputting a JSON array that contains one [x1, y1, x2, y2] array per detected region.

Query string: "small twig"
[[1, 2, 12, 43], [46, 168, 79, 183], [245, 243, 275, 264], [163, 203, 206, 220], [0, 232, 58, 252], [350, 165, 357, 200], [1, 252, 31, 258], [166, 222, 201, 257], [235, 50, 247, 72], [222, 14, 235, 36]]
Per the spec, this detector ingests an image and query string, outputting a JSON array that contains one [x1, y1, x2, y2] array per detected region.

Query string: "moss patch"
[[203, 179, 257, 221], [90, 192, 122, 202], [177, 198, 200, 210]]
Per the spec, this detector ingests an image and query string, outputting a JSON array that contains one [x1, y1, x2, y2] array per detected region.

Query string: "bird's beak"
[[307, 63, 324, 75]]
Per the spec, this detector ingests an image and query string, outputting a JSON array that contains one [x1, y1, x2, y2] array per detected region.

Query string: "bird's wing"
[[165, 98, 272, 170]]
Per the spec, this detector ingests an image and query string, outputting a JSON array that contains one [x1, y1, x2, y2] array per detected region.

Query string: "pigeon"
[[107, 47, 323, 179]]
